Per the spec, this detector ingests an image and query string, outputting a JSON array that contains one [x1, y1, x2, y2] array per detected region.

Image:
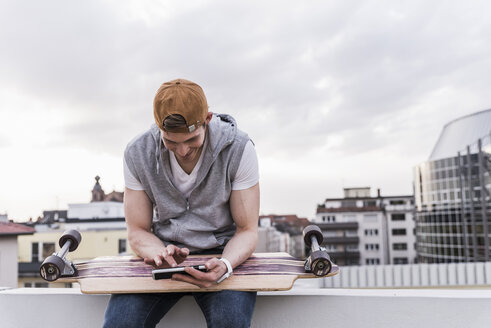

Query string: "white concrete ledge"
[[1, 288, 491, 327]]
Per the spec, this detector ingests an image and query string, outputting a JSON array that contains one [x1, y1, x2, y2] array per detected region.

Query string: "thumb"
[[206, 258, 226, 272]]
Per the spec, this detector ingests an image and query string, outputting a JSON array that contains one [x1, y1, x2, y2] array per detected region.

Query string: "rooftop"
[[429, 108, 491, 160], [0, 222, 35, 236], [317, 206, 383, 213]]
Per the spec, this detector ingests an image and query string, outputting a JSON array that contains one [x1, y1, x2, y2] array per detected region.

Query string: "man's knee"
[[205, 308, 254, 328], [103, 294, 146, 328], [103, 312, 137, 328], [198, 291, 256, 328], [103, 293, 179, 328]]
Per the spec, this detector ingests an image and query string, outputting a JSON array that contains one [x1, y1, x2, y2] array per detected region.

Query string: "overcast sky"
[[1, 0, 491, 221]]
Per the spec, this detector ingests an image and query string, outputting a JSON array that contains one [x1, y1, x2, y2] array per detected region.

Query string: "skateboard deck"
[[58, 252, 339, 294]]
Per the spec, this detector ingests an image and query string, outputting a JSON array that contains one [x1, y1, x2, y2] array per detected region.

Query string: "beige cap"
[[153, 79, 208, 133]]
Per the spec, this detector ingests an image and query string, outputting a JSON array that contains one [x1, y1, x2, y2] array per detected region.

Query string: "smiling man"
[[103, 79, 260, 328]]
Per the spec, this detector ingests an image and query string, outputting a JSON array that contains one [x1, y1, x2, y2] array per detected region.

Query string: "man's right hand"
[[143, 244, 189, 268], [124, 188, 189, 268]]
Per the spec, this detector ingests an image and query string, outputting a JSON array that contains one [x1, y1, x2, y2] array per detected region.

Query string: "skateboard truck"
[[39, 230, 82, 282], [303, 225, 332, 276]]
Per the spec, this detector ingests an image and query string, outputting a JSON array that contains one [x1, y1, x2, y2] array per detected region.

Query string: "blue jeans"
[[103, 291, 256, 328]]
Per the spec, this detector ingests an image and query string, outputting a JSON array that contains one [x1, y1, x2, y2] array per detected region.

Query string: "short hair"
[[163, 114, 205, 132]]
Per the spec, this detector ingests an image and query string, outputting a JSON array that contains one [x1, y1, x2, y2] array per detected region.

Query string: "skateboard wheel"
[[59, 230, 82, 252], [40, 255, 65, 282], [303, 225, 323, 247], [310, 251, 332, 276]]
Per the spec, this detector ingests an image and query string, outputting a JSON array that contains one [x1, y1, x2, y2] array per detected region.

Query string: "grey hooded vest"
[[124, 114, 250, 252]]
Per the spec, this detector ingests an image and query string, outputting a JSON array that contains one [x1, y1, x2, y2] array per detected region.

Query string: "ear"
[[205, 112, 213, 124]]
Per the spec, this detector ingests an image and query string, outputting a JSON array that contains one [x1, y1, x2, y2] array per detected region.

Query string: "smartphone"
[[152, 265, 208, 280]]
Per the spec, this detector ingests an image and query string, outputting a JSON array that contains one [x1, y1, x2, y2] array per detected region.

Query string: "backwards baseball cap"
[[153, 78, 209, 133]]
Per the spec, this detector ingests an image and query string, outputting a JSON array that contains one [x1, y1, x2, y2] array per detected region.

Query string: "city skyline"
[[2, 1, 491, 220]]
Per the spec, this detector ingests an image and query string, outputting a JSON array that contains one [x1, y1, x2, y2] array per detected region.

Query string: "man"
[[103, 79, 260, 328]]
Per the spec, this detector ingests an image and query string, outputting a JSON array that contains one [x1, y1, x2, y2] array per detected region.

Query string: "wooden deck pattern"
[[59, 252, 339, 294]]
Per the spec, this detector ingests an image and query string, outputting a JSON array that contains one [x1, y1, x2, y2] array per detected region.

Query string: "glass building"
[[414, 109, 491, 263]]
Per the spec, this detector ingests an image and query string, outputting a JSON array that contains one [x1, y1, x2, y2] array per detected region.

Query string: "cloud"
[[0, 135, 10, 148], [2, 0, 491, 218]]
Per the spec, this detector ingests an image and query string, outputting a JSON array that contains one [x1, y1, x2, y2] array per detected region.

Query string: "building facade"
[[0, 215, 35, 288], [313, 187, 416, 266], [414, 109, 491, 263], [17, 177, 129, 288], [258, 214, 309, 258]]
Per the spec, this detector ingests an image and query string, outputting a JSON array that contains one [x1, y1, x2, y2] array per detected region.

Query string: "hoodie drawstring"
[[156, 131, 162, 174]]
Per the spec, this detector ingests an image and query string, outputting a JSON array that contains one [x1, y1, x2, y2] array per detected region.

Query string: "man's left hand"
[[171, 257, 228, 288]]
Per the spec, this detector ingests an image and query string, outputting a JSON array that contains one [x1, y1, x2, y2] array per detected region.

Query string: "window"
[[364, 229, 379, 236], [365, 258, 381, 265], [31, 242, 55, 262], [31, 243, 39, 262], [393, 243, 407, 250], [391, 214, 405, 221], [347, 259, 360, 266], [365, 244, 380, 251], [34, 282, 49, 288], [322, 215, 336, 222], [42, 243, 55, 260], [342, 200, 356, 207], [389, 200, 405, 205], [119, 239, 127, 254], [393, 258, 408, 264], [392, 229, 407, 236]]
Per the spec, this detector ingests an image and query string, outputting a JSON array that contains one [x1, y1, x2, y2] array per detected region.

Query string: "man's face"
[[161, 126, 206, 164]]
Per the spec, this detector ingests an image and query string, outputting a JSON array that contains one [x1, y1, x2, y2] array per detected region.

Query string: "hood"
[[206, 113, 238, 158]]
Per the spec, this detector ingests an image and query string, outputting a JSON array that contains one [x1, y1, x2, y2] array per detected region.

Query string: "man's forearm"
[[128, 228, 166, 259], [224, 184, 260, 269], [221, 227, 258, 268]]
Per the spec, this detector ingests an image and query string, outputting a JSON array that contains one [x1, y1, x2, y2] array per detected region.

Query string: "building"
[[17, 176, 130, 288], [313, 187, 416, 266], [414, 109, 491, 263], [0, 214, 35, 288], [258, 214, 309, 258], [256, 224, 290, 254]]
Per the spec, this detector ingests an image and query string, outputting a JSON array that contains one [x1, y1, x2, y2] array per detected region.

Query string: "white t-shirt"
[[124, 138, 259, 198]]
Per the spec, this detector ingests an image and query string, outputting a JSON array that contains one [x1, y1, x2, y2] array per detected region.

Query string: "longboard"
[[58, 252, 339, 294]]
